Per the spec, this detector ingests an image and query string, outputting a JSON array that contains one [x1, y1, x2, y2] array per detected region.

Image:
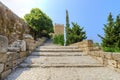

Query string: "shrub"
[[102, 47, 120, 52], [53, 34, 64, 46]]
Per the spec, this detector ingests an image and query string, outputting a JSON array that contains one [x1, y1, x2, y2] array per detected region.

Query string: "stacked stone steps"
[[35, 46, 82, 52], [19, 63, 104, 68], [37, 46, 78, 49], [19, 45, 103, 69], [35, 49, 82, 52], [31, 52, 87, 56], [19, 51, 103, 68]]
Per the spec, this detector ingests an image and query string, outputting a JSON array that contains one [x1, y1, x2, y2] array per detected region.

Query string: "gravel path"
[[5, 40, 120, 80]]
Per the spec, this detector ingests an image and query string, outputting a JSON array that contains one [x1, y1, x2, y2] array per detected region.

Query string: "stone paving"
[[5, 40, 120, 80]]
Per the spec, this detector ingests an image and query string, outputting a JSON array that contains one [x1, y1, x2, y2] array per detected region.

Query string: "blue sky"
[[1, 0, 120, 43]]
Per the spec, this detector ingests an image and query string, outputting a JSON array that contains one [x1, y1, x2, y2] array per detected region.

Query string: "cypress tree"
[[98, 13, 115, 51], [66, 10, 71, 45], [66, 10, 70, 28], [114, 15, 120, 49]]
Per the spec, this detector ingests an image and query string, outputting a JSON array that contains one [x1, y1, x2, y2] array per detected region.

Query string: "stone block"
[[8, 40, 27, 52], [23, 34, 33, 39], [90, 52, 95, 56], [20, 40, 26, 51], [24, 39, 34, 50], [112, 53, 120, 60], [103, 58, 108, 66], [13, 59, 20, 68], [4, 61, 13, 71], [118, 62, 120, 69], [12, 52, 20, 60], [104, 52, 113, 59], [7, 47, 20, 52], [29, 43, 35, 51], [0, 52, 15, 63], [94, 51, 100, 57], [96, 57, 103, 64], [99, 52, 105, 58], [20, 52, 27, 58], [1, 69, 11, 80], [18, 58, 25, 63], [19, 57, 26, 62], [0, 64, 4, 73], [108, 60, 117, 68], [0, 35, 8, 53]]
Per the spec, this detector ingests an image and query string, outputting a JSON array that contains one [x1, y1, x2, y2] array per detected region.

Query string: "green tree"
[[68, 22, 87, 44], [98, 13, 116, 52], [66, 10, 72, 45], [66, 10, 70, 28], [24, 8, 53, 39], [114, 15, 120, 50], [98, 13, 120, 52], [71, 22, 87, 43]]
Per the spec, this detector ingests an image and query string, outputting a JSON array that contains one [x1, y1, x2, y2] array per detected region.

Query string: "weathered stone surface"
[[24, 38, 35, 51], [118, 63, 120, 69], [0, 35, 8, 53], [108, 60, 117, 68], [7, 47, 20, 52], [96, 57, 103, 64], [23, 34, 33, 39], [104, 52, 113, 59], [0, 2, 30, 43], [20, 40, 26, 51], [94, 51, 100, 57], [103, 58, 108, 66], [8, 40, 26, 52], [112, 53, 120, 60], [1, 69, 11, 80], [4, 61, 13, 71], [12, 52, 20, 60], [13, 59, 21, 68], [89, 51, 95, 56], [99, 52, 105, 58], [0, 52, 15, 63], [0, 64, 4, 73], [20, 52, 27, 58]]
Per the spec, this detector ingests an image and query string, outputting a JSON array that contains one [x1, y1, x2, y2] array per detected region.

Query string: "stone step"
[[19, 63, 104, 68], [37, 46, 78, 49], [35, 49, 82, 52], [31, 52, 87, 56], [23, 56, 101, 65]]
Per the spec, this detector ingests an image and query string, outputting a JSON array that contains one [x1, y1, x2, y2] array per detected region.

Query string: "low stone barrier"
[[0, 35, 47, 80], [70, 40, 120, 71]]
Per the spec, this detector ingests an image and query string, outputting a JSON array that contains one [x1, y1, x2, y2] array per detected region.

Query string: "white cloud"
[[0, 0, 42, 17]]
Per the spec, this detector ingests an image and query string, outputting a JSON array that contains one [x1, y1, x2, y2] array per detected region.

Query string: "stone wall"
[[0, 2, 30, 44], [54, 24, 64, 35], [0, 2, 48, 79], [70, 40, 120, 71], [0, 35, 47, 80]]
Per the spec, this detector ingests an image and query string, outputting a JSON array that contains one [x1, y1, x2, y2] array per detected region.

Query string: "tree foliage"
[[66, 10, 70, 28], [53, 34, 64, 46], [98, 13, 120, 52], [66, 22, 87, 45], [24, 8, 53, 39], [65, 10, 87, 45]]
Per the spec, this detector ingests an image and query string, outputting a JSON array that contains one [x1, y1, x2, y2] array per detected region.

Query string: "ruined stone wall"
[[70, 40, 120, 71], [0, 35, 47, 80], [0, 2, 30, 44], [54, 24, 64, 35]]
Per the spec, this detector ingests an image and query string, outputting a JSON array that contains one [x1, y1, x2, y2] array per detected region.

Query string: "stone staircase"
[[19, 45, 103, 68], [5, 41, 120, 80]]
